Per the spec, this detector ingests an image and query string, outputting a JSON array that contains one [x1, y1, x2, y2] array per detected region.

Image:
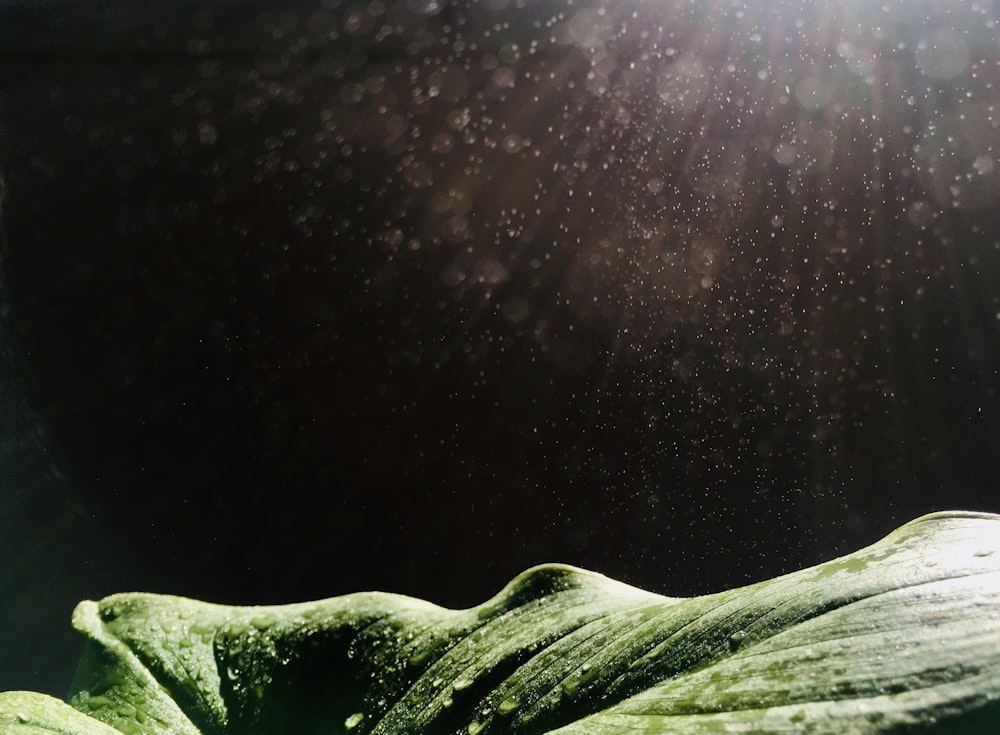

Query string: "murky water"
[[1, 0, 999, 697]]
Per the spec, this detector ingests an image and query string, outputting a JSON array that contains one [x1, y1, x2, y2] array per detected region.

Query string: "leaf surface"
[[2, 511, 999, 734]]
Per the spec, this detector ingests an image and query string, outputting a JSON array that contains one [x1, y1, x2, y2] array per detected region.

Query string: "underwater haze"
[[1, 0, 1000, 697]]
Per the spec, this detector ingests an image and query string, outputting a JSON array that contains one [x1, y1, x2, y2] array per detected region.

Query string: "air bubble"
[[729, 630, 747, 651], [345, 712, 364, 730], [497, 697, 520, 715]]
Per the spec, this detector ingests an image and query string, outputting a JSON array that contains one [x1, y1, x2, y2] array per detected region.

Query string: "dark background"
[[2, 0, 999, 696]]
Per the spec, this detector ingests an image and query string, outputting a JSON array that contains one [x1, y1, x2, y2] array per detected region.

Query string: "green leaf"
[[0, 692, 121, 735], [3, 511, 999, 734]]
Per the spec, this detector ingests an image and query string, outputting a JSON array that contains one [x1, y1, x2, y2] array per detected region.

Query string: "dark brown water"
[[2, 0, 999, 696]]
